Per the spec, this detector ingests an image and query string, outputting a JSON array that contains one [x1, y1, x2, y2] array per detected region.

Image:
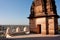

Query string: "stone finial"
[[16, 27, 21, 33], [5, 27, 11, 38], [23, 27, 30, 34]]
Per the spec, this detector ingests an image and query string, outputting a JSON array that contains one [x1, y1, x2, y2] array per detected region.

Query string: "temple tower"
[[28, 0, 59, 35]]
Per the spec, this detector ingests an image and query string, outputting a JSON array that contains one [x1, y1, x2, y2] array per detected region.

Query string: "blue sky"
[[0, 0, 60, 25]]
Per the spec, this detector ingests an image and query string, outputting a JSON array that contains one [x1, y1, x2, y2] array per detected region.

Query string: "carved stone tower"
[[28, 0, 59, 35]]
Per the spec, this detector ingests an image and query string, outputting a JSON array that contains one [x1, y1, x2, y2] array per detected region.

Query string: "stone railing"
[[5, 27, 30, 38]]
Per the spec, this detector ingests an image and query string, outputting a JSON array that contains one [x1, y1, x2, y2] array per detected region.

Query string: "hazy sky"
[[0, 0, 60, 25]]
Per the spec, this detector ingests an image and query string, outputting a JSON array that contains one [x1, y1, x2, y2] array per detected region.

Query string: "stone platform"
[[0, 34, 60, 40], [6, 34, 60, 38]]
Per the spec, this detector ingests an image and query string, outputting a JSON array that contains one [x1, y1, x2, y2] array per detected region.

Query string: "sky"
[[0, 0, 60, 25]]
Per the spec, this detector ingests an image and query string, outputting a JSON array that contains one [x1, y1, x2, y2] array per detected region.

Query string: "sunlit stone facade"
[[28, 0, 59, 35]]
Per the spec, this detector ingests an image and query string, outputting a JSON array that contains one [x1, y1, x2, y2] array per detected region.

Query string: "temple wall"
[[54, 17, 58, 34], [48, 17, 55, 35], [29, 19, 36, 33], [36, 17, 46, 34], [48, 17, 58, 35]]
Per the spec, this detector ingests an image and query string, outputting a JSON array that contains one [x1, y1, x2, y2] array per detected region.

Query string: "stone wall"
[[36, 17, 46, 34]]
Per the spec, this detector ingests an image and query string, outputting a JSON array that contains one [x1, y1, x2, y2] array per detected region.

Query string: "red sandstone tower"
[[28, 0, 59, 35]]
